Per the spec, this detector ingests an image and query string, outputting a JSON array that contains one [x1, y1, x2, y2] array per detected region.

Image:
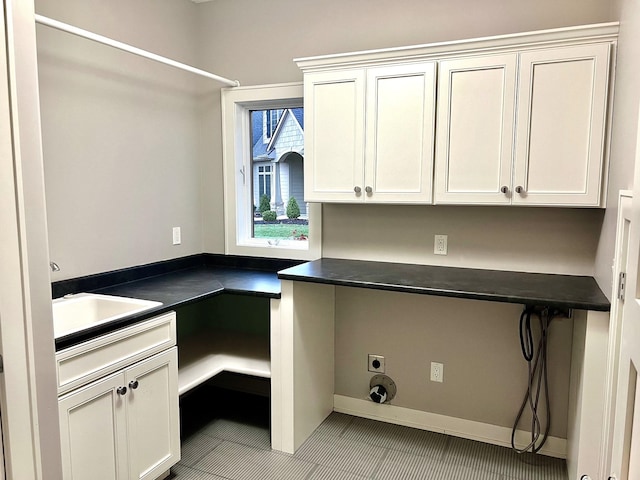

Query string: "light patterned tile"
[[375, 449, 502, 480], [194, 441, 313, 480], [171, 463, 228, 480], [295, 432, 385, 477], [342, 416, 448, 459], [443, 437, 567, 480], [374, 449, 440, 480], [313, 412, 353, 437], [443, 437, 511, 474], [200, 418, 270, 450], [179, 433, 222, 467], [306, 464, 369, 480], [500, 450, 567, 480]]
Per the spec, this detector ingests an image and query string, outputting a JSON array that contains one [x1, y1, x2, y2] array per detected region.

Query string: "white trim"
[[599, 190, 633, 477], [221, 82, 321, 260], [295, 22, 618, 71], [34, 14, 239, 87], [2, 1, 62, 477], [334, 394, 567, 459]]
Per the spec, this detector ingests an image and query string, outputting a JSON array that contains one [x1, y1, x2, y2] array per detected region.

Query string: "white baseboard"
[[333, 395, 567, 459]]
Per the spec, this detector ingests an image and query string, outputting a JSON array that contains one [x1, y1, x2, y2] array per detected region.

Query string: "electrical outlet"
[[368, 354, 385, 373], [172, 227, 181, 245], [434, 235, 447, 255], [430, 362, 443, 382]]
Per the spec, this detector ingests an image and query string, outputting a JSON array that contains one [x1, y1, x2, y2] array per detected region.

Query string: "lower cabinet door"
[[126, 347, 180, 480], [59, 371, 129, 480]]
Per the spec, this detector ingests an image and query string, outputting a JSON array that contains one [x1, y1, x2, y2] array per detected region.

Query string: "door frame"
[[600, 190, 632, 478], [608, 106, 640, 479], [0, 1, 62, 478]]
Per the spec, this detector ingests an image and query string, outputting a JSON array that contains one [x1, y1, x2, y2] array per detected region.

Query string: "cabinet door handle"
[[354, 186, 361, 194], [515, 185, 524, 194], [129, 380, 139, 390], [117, 386, 127, 396], [365, 186, 373, 194], [500, 186, 509, 194]]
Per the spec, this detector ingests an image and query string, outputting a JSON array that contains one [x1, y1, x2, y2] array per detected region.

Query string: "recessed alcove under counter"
[[276, 257, 610, 474]]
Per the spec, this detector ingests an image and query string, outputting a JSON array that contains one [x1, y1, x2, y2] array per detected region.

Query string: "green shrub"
[[262, 210, 277, 221], [259, 194, 271, 213], [286, 197, 301, 219]]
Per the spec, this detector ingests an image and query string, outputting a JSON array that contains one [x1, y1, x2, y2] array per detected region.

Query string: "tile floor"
[[171, 386, 567, 480]]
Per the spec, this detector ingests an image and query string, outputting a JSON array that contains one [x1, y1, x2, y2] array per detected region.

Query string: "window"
[[221, 83, 321, 260], [257, 165, 272, 199]]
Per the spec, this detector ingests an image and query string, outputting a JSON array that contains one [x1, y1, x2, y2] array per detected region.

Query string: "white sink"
[[53, 293, 162, 339]]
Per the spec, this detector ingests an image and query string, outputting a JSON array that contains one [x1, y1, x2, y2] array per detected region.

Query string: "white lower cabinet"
[[57, 314, 180, 480], [59, 369, 129, 480]]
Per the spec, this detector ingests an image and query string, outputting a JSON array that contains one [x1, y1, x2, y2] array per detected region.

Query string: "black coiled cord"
[[511, 306, 556, 454]]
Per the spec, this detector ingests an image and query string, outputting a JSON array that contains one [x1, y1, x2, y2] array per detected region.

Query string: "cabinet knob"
[[500, 186, 509, 194], [515, 185, 524, 194], [354, 186, 361, 194], [129, 380, 139, 390], [117, 386, 127, 396], [365, 186, 373, 194]]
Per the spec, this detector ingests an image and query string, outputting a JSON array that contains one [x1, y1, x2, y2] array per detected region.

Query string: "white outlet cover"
[[172, 227, 181, 245], [434, 235, 447, 255], [430, 362, 443, 382]]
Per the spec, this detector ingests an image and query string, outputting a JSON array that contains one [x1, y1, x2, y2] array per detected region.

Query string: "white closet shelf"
[[178, 331, 270, 396]]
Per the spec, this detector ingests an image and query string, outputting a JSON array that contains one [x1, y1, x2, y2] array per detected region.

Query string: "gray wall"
[[36, 0, 203, 280], [335, 288, 575, 437]]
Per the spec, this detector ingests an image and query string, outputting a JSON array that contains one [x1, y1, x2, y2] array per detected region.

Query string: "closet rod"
[[34, 14, 240, 87]]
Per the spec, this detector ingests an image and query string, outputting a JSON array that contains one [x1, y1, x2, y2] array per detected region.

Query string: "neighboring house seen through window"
[[221, 84, 321, 260], [251, 108, 307, 241]]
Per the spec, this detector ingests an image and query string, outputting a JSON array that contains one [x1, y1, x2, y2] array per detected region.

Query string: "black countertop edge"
[[52, 255, 297, 350], [51, 253, 303, 299], [277, 258, 611, 312]]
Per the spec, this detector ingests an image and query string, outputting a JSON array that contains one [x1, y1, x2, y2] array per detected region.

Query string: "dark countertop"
[[278, 258, 611, 312], [53, 255, 291, 350], [94, 265, 281, 304]]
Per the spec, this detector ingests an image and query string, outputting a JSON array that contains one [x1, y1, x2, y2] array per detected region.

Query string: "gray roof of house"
[[252, 108, 304, 160]]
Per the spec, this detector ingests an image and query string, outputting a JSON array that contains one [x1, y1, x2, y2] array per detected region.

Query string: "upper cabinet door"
[[364, 63, 436, 203], [304, 69, 366, 202], [513, 43, 610, 206], [435, 54, 517, 205]]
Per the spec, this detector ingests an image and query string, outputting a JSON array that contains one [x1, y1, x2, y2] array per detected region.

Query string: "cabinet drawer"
[[56, 312, 176, 395]]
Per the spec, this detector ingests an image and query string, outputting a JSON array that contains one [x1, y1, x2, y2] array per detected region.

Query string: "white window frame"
[[221, 82, 321, 260]]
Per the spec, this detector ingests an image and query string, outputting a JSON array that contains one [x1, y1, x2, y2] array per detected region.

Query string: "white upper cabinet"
[[304, 69, 366, 202], [513, 43, 610, 206], [435, 43, 611, 206], [364, 63, 436, 203], [296, 23, 617, 207], [303, 63, 436, 203], [435, 54, 517, 204]]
